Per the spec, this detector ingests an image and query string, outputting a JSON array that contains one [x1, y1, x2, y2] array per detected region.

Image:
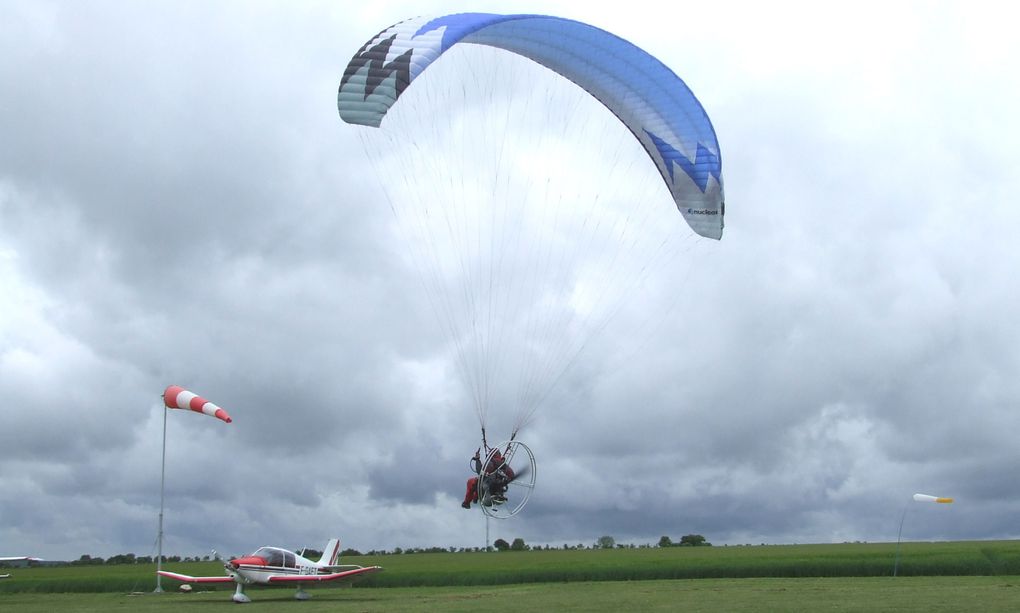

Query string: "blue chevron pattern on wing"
[[644, 129, 721, 193]]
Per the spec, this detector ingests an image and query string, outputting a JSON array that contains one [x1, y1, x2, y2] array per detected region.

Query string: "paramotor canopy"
[[339, 12, 724, 239], [338, 13, 724, 444]]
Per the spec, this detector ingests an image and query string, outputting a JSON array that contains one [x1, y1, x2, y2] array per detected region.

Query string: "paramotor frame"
[[476, 440, 536, 519]]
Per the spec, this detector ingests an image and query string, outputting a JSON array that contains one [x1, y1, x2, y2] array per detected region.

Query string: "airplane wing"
[[157, 570, 235, 583], [265, 565, 382, 584], [0, 556, 42, 562]]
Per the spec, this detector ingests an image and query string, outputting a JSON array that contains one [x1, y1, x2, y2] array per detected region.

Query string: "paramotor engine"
[[473, 440, 537, 519]]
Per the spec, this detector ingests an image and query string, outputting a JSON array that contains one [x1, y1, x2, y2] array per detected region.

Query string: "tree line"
[[50, 534, 711, 565]]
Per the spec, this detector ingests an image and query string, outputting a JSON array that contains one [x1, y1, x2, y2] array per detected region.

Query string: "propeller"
[[507, 463, 530, 483]]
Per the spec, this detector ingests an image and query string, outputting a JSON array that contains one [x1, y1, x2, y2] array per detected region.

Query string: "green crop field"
[[3, 541, 1020, 611]]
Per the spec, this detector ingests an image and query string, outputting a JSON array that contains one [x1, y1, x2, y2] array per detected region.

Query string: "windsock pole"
[[155, 386, 232, 593], [155, 405, 168, 593]]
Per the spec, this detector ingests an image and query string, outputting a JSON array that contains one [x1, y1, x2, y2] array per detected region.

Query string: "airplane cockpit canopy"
[[251, 547, 297, 569]]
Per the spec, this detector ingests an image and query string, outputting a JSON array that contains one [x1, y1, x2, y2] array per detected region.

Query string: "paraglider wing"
[[338, 12, 724, 239]]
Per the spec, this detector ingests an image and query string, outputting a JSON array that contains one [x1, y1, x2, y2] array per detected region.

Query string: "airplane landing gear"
[[232, 583, 251, 603]]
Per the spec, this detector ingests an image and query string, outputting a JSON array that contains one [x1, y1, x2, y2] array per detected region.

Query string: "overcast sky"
[[2, 0, 1019, 561]]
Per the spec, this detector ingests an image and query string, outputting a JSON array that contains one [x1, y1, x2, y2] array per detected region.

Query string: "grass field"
[[2, 577, 1019, 612], [3, 541, 1020, 611]]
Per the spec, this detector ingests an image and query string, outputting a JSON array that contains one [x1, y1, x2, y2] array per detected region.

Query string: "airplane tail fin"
[[318, 539, 341, 567]]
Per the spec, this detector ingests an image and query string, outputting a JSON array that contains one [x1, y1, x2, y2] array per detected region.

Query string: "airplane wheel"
[[232, 583, 251, 603]]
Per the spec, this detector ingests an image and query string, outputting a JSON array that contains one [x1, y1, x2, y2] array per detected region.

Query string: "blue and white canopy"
[[338, 13, 725, 239]]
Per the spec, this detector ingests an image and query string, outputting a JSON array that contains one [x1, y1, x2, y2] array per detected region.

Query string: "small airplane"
[[157, 539, 382, 603], [0, 556, 43, 579]]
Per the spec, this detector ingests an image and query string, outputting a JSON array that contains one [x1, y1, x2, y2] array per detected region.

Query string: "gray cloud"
[[2, 1, 1019, 561]]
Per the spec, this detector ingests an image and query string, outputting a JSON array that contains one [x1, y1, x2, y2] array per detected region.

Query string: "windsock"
[[913, 493, 953, 503], [163, 385, 232, 424]]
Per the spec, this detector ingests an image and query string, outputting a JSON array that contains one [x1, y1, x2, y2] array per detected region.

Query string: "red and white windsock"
[[163, 385, 232, 424]]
